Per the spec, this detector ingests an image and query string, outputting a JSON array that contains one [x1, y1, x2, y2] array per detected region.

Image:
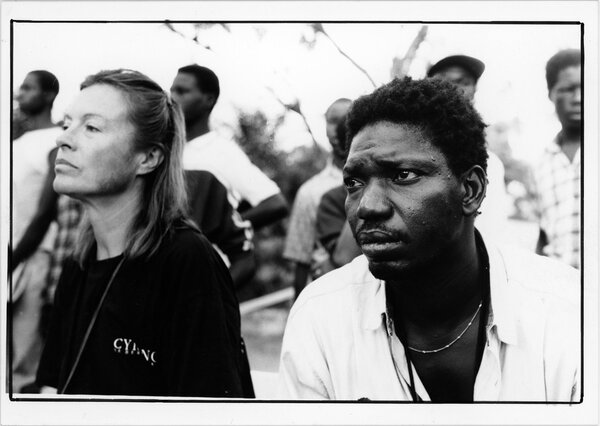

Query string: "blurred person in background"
[[283, 98, 352, 298], [171, 64, 287, 288], [314, 117, 361, 276], [531, 49, 581, 269], [184, 169, 257, 287], [11, 70, 62, 393], [35, 69, 253, 397], [427, 55, 510, 242], [279, 77, 579, 401]]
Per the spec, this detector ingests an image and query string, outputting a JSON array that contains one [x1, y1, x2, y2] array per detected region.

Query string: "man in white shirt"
[[170, 65, 288, 231], [11, 70, 63, 392], [279, 77, 580, 402]]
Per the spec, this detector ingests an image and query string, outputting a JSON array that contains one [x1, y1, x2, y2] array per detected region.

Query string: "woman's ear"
[[461, 165, 487, 217], [136, 146, 165, 176]]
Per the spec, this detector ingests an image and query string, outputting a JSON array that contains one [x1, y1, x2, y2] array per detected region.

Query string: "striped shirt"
[[532, 135, 581, 269]]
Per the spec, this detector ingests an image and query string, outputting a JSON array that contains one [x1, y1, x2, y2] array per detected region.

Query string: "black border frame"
[[7, 19, 585, 405]]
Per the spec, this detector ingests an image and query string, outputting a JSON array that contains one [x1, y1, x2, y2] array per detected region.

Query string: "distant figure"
[[170, 64, 287, 287], [279, 77, 579, 402], [427, 55, 509, 241], [283, 98, 351, 297], [314, 117, 361, 276], [11, 70, 62, 393], [36, 69, 254, 397], [531, 49, 581, 269]]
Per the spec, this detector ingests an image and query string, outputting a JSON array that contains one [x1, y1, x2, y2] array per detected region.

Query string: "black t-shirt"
[[36, 226, 254, 398]]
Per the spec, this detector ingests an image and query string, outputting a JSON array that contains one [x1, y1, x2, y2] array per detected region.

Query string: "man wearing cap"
[[427, 55, 509, 241]]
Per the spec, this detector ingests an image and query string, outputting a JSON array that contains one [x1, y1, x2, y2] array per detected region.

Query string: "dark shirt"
[[315, 185, 347, 255], [185, 170, 253, 257], [36, 226, 254, 398]]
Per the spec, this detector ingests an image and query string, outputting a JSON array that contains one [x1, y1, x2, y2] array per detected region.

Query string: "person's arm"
[[315, 186, 347, 256], [12, 148, 59, 270], [241, 193, 289, 230], [292, 262, 310, 299], [227, 251, 256, 289]]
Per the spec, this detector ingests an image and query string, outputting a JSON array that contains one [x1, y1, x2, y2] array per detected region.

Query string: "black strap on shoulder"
[[59, 257, 125, 394]]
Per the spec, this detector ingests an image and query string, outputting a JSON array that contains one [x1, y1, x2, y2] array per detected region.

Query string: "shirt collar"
[[547, 133, 581, 164], [357, 234, 519, 346]]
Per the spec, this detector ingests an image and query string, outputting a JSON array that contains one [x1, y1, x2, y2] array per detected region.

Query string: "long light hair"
[[73, 69, 196, 265]]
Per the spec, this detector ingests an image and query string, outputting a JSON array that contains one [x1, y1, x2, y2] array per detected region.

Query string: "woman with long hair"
[[35, 69, 254, 397]]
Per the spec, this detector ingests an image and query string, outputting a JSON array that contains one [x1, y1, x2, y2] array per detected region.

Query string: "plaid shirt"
[[45, 195, 83, 303], [283, 161, 343, 266], [532, 135, 581, 269]]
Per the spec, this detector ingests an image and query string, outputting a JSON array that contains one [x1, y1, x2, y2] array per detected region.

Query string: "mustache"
[[354, 223, 409, 244]]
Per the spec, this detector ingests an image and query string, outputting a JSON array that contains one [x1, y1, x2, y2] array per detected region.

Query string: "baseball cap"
[[427, 55, 486, 81]]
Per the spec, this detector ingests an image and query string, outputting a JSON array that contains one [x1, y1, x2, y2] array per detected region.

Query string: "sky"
[[11, 21, 581, 161]]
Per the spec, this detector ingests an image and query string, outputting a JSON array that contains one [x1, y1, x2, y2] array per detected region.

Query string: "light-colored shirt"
[[183, 131, 281, 209], [476, 151, 510, 240], [283, 161, 343, 265], [12, 127, 62, 249], [279, 237, 580, 401], [532, 135, 580, 269]]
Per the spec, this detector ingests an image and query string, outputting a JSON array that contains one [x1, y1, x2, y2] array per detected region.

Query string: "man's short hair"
[[177, 64, 220, 101], [345, 77, 488, 175], [29, 70, 60, 95], [545, 49, 581, 91]]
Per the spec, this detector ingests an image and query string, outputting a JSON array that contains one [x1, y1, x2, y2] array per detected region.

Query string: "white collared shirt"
[[12, 126, 62, 249], [279, 238, 580, 401]]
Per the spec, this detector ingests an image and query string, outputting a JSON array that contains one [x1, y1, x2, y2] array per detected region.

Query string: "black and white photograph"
[[1, 1, 597, 425]]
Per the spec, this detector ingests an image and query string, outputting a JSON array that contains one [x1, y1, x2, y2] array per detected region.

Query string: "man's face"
[[550, 65, 581, 131], [170, 72, 212, 122], [325, 101, 351, 160], [432, 66, 477, 102], [54, 84, 142, 200], [344, 121, 465, 281], [16, 73, 47, 115]]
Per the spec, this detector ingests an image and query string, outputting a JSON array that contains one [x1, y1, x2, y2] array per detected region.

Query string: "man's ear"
[[136, 146, 165, 176], [461, 165, 487, 217], [548, 87, 557, 103]]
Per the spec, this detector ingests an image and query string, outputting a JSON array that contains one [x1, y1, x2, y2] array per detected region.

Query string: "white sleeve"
[[222, 142, 281, 207], [278, 305, 333, 400]]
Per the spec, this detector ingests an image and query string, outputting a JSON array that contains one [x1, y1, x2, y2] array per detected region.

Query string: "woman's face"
[[54, 84, 144, 200]]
